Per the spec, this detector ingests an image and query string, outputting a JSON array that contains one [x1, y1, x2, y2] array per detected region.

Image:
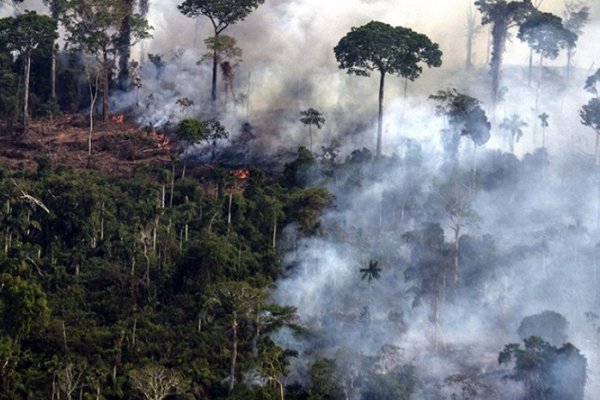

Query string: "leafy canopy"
[[0, 11, 57, 55], [518, 11, 577, 59], [333, 20, 442, 80], [430, 89, 491, 146], [62, 0, 152, 57], [580, 98, 600, 134], [176, 118, 229, 145], [178, 0, 264, 34], [300, 108, 326, 129]]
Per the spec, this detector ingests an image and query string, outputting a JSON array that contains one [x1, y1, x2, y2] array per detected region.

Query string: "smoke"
[[126, 1, 600, 397], [6, 0, 600, 397]]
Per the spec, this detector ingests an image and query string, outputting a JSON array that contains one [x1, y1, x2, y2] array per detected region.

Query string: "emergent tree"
[[299, 108, 326, 152], [334, 21, 442, 157], [62, 0, 152, 122], [0, 11, 57, 132], [178, 0, 264, 102], [475, 0, 534, 103]]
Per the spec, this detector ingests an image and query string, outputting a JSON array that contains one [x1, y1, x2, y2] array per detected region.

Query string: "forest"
[[0, 0, 599, 399]]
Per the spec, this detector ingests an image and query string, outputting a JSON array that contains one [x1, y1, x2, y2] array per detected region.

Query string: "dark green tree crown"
[[333, 20, 442, 81]]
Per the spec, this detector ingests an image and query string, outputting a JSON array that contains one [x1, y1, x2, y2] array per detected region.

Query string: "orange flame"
[[155, 132, 172, 151], [112, 114, 125, 124], [232, 168, 250, 180]]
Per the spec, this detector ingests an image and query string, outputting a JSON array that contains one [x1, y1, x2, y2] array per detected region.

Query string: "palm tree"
[[299, 108, 325, 152], [538, 112, 549, 148], [360, 260, 381, 283], [500, 114, 528, 153]]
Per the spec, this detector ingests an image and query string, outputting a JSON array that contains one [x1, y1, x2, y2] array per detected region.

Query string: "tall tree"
[[62, 0, 152, 122], [117, 0, 135, 90], [0, 11, 57, 132], [334, 21, 442, 157], [466, 5, 482, 69], [475, 0, 534, 103], [518, 10, 577, 89], [430, 89, 491, 181], [299, 107, 326, 152], [204, 281, 262, 394], [563, 1, 589, 78], [580, 99, 600, 165], [177, 0, 265, 103]]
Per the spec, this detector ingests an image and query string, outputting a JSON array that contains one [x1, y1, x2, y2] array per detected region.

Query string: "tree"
[[360, 259, 381, 283], [200, 35, 242, 103], [177, 0, 265, 102], [334, 21, 442, 157], [466, 5, 483, 69], [0, 11, 57, 132], [499, 336, 586, 400], [518, 10, 577, 89], [299, 108, 326, 152], [538, 111, 549, 147], [0, 274, 50, 339], [475, 0, 534, 103], [204, 281, 262, 394], [62, 0, 152, 122], [580, 98, 600, 165], [563, 1, 589, 78], [129, 365, 182, 400], [83, 60, 101, 157], [430, 89, 491, 167], [500, 114, 528, 153], [175, 118, 229, 178]]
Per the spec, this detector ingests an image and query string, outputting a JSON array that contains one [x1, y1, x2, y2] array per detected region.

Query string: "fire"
[[112, 114, 125, 124], [155, 132, 172, 151], [232, 168, 250, 180]]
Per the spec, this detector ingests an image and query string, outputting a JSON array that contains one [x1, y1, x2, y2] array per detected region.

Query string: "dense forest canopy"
[[0, 0, 599, 399]]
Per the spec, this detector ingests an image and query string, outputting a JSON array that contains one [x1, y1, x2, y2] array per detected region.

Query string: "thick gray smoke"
[[9, 0, 600, 397], [134, 0, 600, 398]]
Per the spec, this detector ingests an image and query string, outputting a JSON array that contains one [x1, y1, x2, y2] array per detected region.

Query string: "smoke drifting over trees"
[[3, 0, 600, 398]]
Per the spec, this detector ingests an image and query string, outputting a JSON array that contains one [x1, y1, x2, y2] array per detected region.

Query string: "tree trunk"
[[566, 47, 573, 79], [169, 161, 175, 208], [227, 192, 232, 236], [102, 51, 109, 123], [453, 222, 460, 285], [308, 125, 312, 152], [466, 29, 474, 69], [23, 51, 31, 132], [211, 30, 219, 102], [228, 313, 238, 394], [377, 70, 385, 157], [118, 1, 134, 91], [595, 133, 599, 166], [51, 44, 57, 101], [528, 48, 533, 86], [88, 71, 99, 157], [490, 21, 508, 104]]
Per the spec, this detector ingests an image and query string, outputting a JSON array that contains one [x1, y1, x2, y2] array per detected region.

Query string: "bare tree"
[[129, 364, 182, 400]]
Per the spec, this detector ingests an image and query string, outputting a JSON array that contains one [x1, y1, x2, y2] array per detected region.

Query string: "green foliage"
[[0, 11, 57, 57], [178, 0, 265, 34], [361, 364, 419, 400], [518, 11, 577, 60], [176, 118, 229, 145], [62, 0, 152, 56], [580, 97, 600, 133], [430, 89, 491, 147], [333, 20, 442, 81], [499, 337, 586, 400], [0, 274, 49, 337]]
